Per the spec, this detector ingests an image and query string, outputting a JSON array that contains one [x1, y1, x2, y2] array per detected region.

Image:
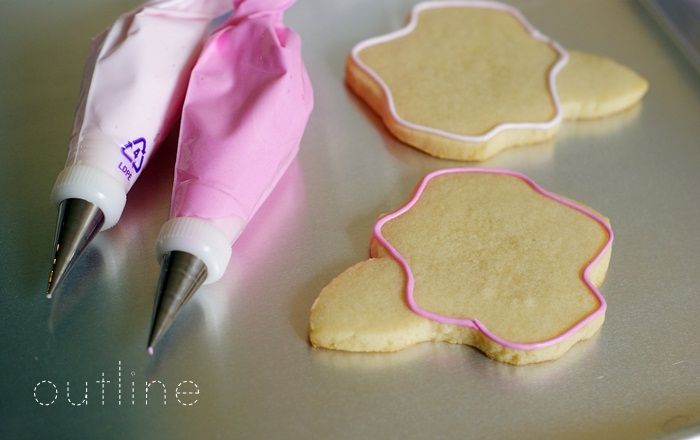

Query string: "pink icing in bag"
[[47, 0, 230, 297], [173, 0, 312, 223], [148, 0, 313, 351], [157, 0, 313, 284]]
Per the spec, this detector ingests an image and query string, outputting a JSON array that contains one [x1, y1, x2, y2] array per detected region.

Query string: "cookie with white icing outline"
[[309, 168, 613, 365], [346, 1, 648, 161]]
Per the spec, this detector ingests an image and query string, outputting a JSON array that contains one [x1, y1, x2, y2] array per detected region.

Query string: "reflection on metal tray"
[[643, 0, 700, 73]]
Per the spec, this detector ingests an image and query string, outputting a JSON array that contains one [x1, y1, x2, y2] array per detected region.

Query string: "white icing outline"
[[350, 0, 570, 143]]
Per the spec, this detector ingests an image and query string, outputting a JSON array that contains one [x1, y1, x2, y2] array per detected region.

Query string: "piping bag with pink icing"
[[46, 0, 231, 298], [146, 0, 313, 352]]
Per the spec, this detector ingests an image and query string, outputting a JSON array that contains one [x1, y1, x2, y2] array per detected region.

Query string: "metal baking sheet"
[[642, 0, 700, 73], [1, 0, 699, 438]]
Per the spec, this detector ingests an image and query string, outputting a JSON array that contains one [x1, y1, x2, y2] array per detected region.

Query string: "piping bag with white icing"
[[47, 0, 230, 298], [147, 0, 313, 352]]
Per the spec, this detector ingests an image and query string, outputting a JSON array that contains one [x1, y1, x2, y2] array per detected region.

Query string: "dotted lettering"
[[66, 381, 88, 406], [33, 380, 58, 406], [175, 381, 199, 406], [145, 380, 166, 406]]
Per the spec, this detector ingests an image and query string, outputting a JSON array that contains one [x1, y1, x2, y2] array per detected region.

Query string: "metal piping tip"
[[147, 251, 207, 352], [46, 199, 105, 298]]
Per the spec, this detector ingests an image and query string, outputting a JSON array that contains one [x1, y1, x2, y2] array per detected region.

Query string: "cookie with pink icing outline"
[[309, 168, 613, 365], [346, 1, 648, 161]]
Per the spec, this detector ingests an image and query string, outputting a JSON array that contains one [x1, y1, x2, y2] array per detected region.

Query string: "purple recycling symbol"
[[120, 137, 147, 173]]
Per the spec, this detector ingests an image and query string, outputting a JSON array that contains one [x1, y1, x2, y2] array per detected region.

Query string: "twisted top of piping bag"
[[170, 0, 312, 221], [147, 0, 231, 16], [232, 0, 295, 22]]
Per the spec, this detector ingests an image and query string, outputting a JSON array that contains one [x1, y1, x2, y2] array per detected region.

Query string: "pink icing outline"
[[350, 0, 570, 142], [373, 168, 613, 350]]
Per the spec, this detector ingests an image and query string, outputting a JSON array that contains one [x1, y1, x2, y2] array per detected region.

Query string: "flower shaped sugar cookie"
[[346, 1, 648, 161], [309, 169, 613, 365]]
